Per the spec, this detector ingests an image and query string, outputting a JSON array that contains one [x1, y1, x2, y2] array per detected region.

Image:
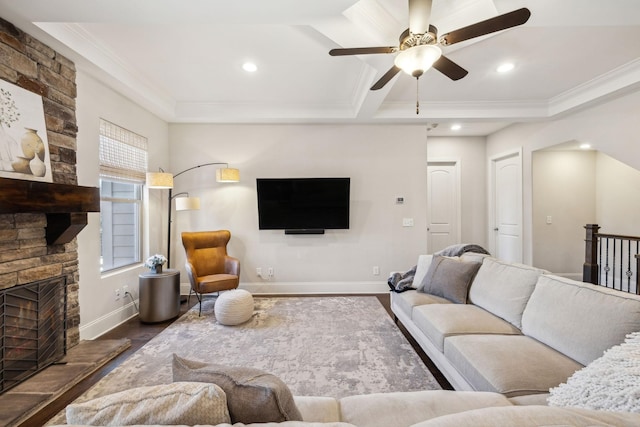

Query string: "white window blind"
[[99, 119, 148, 182]]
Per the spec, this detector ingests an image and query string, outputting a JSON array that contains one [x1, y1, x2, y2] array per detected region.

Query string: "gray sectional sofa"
[[55, 252, 640, 426], [391, 253, 640, 403]]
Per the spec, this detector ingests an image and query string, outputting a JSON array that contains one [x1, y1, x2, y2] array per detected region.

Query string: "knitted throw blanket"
[[548, 331, 640, 413]]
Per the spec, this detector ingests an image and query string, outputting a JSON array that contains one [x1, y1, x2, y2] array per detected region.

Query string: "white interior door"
[[427, 161, 460, 254], [491, 152, 522, 262]]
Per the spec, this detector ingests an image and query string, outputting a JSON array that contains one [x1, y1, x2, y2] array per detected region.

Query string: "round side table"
[[139, 269, 180, 323]]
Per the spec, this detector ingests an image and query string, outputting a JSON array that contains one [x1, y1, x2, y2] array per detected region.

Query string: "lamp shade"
[[394, 45, 442, 77], [146, 172, 174, 189], [175, 196, 201, 211], [216, 167, 240, 183]]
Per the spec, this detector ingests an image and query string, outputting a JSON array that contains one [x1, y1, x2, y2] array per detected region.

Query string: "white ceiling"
[[2, 0, 640, 136]]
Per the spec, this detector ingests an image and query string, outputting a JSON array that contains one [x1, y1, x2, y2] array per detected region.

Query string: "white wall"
[[595, 152, 640, 235], [488, 89, 640, 265], [76, 71, 169, 339], [167, 124, 428, 293], [74, 72, 640, 336], [532, 151, 597, 275]]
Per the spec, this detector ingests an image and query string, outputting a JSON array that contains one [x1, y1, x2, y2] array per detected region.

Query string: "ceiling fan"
[[329, 0, 531, 91]]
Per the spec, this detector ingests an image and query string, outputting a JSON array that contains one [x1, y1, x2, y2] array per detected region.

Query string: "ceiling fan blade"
[[408, 0, 433, 35], [329, 47, 397, 56], [432, 55, 468, 81], [439, 8, 531, 46], [370, 66, 402, 90]]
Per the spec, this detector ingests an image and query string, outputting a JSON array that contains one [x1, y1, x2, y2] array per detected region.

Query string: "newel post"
[[583, 224, 600, 285]]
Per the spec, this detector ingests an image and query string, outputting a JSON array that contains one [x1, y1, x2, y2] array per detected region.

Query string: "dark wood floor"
[[23, 293, 452, 426]]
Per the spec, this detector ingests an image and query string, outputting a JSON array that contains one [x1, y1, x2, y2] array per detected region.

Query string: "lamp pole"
[[166, 162, 229, 268]]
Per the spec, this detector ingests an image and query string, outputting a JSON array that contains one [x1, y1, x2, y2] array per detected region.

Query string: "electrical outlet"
[[256, 267, 262, 277], [123, 285, 129, 295], [114, 288, 121, 300], [373, 266, 380, 276], [267, 267, 274, 277]]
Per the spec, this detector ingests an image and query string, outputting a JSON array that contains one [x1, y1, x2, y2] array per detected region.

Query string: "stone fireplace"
[[0, 18, 100, 393]]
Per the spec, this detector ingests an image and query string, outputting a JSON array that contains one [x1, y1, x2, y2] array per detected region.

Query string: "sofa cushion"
[[418, 255, 482, 303], [65, 382, 230, 426], [468, 257, 545, 329], [548, 331, 640, 412], [522, 275, 640, 366], [391, 290, 452, 321], [410, 405, 640, 427], [213, 423, 357, 427], [412, 255, 433, 289], [412, 304, 521, 352], [293, 396, 342, 423], [172, 354, 303, 423], [338, 390, 512, 427], [443, 335, 582, 397], [459, 252, 490, 264]]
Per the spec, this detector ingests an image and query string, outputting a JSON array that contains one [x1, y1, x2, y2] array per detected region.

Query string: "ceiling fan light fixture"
[[394, 44, 442, 77]]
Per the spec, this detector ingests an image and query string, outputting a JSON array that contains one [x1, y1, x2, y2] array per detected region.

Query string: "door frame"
[[488, 149, 523, 261], [427, 158, 462, 253]]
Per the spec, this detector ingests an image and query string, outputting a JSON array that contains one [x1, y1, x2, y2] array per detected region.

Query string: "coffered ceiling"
[[1, 0, 639, 136]]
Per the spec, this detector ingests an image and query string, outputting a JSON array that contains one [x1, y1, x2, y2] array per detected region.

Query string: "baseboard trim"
[[79, 300, 139, 340], [180, 281, 389, 295]]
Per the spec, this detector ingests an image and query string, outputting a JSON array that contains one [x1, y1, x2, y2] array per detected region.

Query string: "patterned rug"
[[49, 296, 440, 424]]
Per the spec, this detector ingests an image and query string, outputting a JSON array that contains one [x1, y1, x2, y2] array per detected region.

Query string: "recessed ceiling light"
[[579, 143, 591, 150], [496, 62, 515, 73], [450, 124, 461, 131], [242, 62, 257, 72]]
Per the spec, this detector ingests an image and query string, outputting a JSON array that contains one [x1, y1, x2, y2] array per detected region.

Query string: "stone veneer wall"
[[0, 17, 81, 348]]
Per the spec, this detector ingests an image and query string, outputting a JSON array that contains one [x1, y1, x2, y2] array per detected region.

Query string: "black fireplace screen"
[[0, 276, 67, 394]]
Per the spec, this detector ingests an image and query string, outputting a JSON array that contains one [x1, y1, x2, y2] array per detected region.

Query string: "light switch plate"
[[402, 218, 414, 227]]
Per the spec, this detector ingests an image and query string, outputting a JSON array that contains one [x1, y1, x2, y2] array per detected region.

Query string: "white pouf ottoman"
[[214, 289, 254, 325]]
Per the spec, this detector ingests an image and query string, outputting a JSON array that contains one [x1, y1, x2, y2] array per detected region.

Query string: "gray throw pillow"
[[172, 354, 303, 423], [418, 255, 481, 303]]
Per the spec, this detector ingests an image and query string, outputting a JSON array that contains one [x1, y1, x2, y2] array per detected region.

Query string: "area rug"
[[49, 296, 440, 424]]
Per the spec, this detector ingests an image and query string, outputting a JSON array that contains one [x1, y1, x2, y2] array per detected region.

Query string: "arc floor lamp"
[[146, 162, 240, 268]]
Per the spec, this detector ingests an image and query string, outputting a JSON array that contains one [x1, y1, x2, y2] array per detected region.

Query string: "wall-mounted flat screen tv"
[[256, 178, 350, 233]]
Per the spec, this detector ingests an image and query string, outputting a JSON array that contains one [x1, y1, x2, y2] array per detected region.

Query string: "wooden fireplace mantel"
[[0, 177, 100, 245]]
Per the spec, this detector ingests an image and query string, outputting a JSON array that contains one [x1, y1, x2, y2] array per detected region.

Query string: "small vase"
[[151, 265, 163, 274], [21, 128, 45, 161], [29, 154, 46, 177]]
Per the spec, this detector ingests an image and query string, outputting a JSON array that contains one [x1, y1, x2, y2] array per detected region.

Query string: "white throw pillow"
[[548, 331, 640, 413], [66, 382, 230, 425]]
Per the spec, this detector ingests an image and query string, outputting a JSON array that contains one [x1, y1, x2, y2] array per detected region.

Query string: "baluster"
[[604, 238, 610, 288], [636, 253, 640, 295], [598, 236, 602, 285], [626, 240, 632, 293]]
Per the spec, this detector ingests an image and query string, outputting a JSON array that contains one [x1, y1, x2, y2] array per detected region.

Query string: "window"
[[99, 119, 148, 272]]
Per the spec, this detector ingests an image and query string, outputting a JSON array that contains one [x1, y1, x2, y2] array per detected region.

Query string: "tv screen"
[[256, 178, 350, 232]]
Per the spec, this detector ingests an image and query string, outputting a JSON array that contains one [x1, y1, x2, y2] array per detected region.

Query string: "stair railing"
[[583, 224, 640, 294]]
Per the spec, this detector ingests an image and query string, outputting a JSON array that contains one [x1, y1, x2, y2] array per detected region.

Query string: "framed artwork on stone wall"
[[0, 79, 52, 182]]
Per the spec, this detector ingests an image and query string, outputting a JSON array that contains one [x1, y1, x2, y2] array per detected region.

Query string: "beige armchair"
[[181, 230, 240, 315]]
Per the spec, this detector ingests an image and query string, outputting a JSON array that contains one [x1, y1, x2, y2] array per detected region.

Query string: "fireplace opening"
[[1, 276, 67, 394]]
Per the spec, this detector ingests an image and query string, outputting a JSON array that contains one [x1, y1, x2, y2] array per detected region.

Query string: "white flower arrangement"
[[144, 254, 167, 269]]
